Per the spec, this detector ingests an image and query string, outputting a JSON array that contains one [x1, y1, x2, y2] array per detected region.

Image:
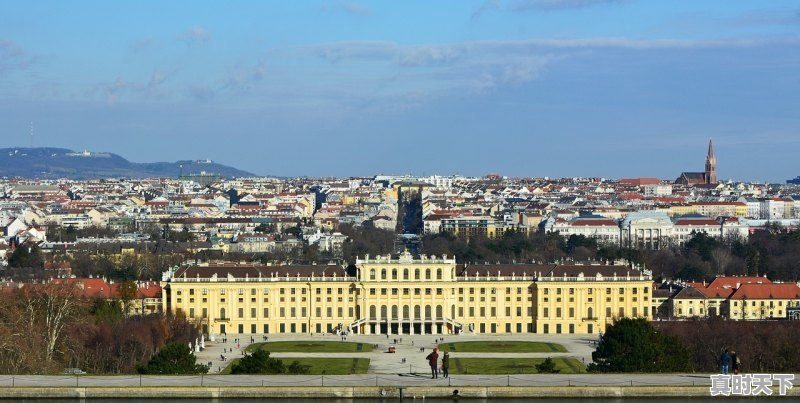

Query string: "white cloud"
[[180, 26, 211, 45], [148, 69, 175, 87]]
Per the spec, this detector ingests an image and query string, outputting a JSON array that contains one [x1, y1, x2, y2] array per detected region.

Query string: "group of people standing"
[[720, 348, 741, 375], [425, 347, 450, 379]]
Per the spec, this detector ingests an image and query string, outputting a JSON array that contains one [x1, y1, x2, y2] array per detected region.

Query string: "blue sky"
[[1, 1, 798, 181]]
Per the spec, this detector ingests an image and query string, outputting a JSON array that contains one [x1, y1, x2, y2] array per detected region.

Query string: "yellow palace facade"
[[161, 252, 652, 337]]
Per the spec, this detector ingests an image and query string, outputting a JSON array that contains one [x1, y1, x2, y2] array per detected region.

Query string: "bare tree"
[[710, 248, 733, 275], [119, 280, 138, 318], [19, 282, 85, 363]]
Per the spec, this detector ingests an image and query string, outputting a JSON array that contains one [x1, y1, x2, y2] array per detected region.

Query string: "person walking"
[[441, 352, 450, 378], [426, 347, 440, 379], [731, 351, 740, 375], [720, 349, 731, 375]]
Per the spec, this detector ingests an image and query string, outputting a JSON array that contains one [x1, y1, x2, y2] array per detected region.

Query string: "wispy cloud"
[[98, 77, 129, 104], [398, 45, 463, 67], [180, 26, 211, 45], [148, 69, 176, 87], [472, 0, 502, 19], [67, 35, 800, 109], [221, 61, 268, 92], [0, 39, 35, 75], [307, 41, 397, 63], [511, 0, 629, 12]]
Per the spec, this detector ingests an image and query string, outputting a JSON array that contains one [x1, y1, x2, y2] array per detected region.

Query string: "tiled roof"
[[674, 219, 719, 226], [730, 283, 800, 300], [674, 287, 707, 299], [706, 276, 771, 289]]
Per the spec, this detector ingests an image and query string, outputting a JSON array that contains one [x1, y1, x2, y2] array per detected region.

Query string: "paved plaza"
[[195, 332, 598, 374]]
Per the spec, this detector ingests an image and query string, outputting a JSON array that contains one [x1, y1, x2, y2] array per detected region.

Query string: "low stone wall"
[[2, 385, 792, 399]]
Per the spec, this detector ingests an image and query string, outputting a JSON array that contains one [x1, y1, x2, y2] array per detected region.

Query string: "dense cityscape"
[[2, 2, 799, 397], [1, 140, 800, 377]]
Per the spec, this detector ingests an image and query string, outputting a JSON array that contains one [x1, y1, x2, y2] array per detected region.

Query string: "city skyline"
[[1, 1, 799, 181]]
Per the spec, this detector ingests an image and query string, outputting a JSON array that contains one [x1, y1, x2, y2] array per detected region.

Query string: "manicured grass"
[[245, 341, 373, 353], [438, 341, 566, 353], [451, 357, 585, 374], [221, 357, 370, 375]]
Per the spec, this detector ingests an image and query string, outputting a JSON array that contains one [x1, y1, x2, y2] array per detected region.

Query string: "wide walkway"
[[0, 373, 716, 388], [195, 332, 597, 374]]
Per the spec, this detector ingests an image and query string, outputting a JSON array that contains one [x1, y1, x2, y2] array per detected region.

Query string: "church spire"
[[705, 139, 717, 184]]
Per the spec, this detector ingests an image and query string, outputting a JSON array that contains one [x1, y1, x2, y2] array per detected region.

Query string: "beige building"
[[161, 252, 652, 337]]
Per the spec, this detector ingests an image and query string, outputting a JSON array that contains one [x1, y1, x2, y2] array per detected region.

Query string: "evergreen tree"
[[137, 343, 208, 374], [9, 244, 44, 269], [230, 350, 285, 374], [589, 318, 693, 373], [535, 357, 560, 374]]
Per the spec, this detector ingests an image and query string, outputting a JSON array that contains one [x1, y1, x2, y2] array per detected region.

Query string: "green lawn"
[[451, 357, 585, 374], [245, 341, 373, 353], [438, 341, 566, 353], [221, 357, 370, 375]]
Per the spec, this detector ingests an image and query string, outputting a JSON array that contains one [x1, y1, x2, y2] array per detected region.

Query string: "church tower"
[[705, 139, 717, 184]]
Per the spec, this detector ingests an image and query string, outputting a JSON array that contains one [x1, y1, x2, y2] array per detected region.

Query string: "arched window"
[[436, 269, 442, 280], [425, 305, 432, 319], [425, 269, 431, 280], [588, 307, 593, 319], [403, 269, 409, 280], [451, 305, 456, 318], [436, 305, 443, 319], [392, 305, 398, 319], [403, 305, 410, 319], [356, 305, 361, 319], [370, 269, 376, 280], [369, 305, 376, 319], [220, 307, 226, 320], [381, 269, 387, 280], [414, 305, 421, 318], [392, 269, 398, 280], [414, 269, 420, 280], [381, 305, 387, 319]]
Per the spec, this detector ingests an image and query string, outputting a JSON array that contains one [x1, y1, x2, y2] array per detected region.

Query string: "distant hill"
[[0, 147, 257, 179]]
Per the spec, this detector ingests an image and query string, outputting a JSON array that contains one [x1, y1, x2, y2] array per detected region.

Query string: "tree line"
[[592, 317, 800, 373], [0, 283, 200, 374], [336, 225, 800, 282]]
